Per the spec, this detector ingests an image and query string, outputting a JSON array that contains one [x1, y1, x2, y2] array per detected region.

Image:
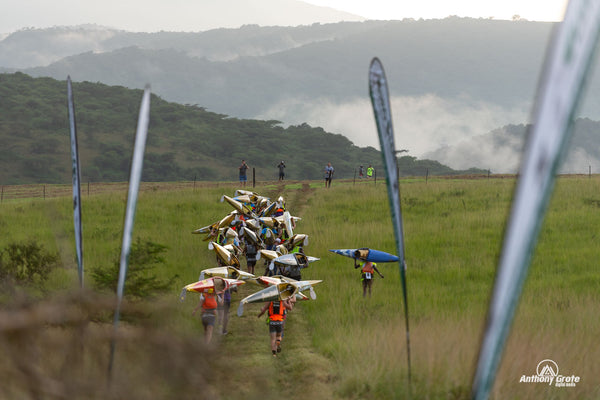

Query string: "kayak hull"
[[329, 248, 399, 263]]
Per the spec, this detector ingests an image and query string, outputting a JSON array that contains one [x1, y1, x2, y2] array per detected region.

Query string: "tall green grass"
[[302, 177, 599, 399], [0, 177, 598, 399]]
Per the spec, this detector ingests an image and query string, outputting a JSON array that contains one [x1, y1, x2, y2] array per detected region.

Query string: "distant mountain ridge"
[[4, 19, 559, 122], [0, 22, 380, 69], [1, 19, 554, 108], [0, 0, 365, 38], [3, 18, 600, 173]]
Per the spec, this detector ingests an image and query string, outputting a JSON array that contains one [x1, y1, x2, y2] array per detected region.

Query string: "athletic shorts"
[[269, 320, 284, 334], [202, 312, 216, 327]]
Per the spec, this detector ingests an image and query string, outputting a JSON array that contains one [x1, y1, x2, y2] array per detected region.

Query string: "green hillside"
[[0, 72, 484, 184]]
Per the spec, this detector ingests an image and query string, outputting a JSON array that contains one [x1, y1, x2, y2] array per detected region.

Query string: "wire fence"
[[0, 177, 315, 202], [0, 166, 372, 202], [4, 168, 591, 203], [0, 181, 209, 202]]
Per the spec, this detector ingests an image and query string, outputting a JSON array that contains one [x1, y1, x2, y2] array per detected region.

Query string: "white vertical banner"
[[108, 85, 151, 376], [472, 1, 600, 398], [67, 76, 84, 289], [369, 57, 411, 384]]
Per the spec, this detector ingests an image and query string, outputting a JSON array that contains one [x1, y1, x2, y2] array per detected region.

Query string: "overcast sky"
[[1, 0, 567, 34], [303, 0, 567, 22]]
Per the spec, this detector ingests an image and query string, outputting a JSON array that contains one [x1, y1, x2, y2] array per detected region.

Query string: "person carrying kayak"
[[354, 255, 384, 298]]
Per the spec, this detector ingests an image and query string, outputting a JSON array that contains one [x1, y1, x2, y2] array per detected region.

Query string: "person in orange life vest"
[[192, 288, 223, 344], [257, 298, 294, 357], [354, 257, 384, 298], [278, 295, 296, 351]]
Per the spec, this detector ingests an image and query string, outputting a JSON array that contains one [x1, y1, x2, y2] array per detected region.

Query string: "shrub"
[[91, 238, 177, 300], [0, 241, 59, 286]]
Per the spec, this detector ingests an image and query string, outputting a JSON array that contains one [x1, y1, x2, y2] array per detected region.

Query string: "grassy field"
[[0, 176, 598, 399]]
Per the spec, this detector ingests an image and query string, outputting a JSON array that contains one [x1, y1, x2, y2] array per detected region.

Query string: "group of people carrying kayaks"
[[184, 188, 393, 357], [186, 189, 319, 357]]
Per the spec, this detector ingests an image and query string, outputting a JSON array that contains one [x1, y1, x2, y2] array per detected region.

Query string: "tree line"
[[0, 73, 485, 185]]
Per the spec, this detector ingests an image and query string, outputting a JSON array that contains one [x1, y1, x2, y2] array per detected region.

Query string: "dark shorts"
[[202, 311, 216, 327], [269, 320, 284, 334], [239, 175, 247, 182], [361, 273, 373, 285]]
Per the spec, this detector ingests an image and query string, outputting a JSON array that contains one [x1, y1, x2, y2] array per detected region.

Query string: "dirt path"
[[214, 183, 339, 400]]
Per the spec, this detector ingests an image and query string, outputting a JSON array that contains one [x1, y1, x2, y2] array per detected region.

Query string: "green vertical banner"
[[109, 85, 151, 376], [67, 76, 84, 289], [472, 1, 600, 399], [369, 57, 411, 384]]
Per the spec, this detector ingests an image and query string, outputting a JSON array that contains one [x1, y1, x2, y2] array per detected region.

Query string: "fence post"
[[1, 185, 3, 203], [194, 174, 197, 191], [426, 168, 429, 183], [253, 168, 256, 188], [43, 185, 46, 199], [589, 165, 592, 179], [353, 168, 356, 185]]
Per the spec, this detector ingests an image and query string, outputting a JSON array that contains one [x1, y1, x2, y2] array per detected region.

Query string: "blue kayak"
[[329, 248, 399, 263]]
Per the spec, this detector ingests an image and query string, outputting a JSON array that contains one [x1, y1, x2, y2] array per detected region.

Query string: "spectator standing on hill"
[[239, 160, 249, 187], [277, 161, 286, 181], [359, 165, 364, 179], [366, 164, 374, 179], [324, 162, 334, 188]]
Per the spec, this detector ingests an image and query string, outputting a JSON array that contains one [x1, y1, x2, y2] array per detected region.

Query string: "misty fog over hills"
[[2, 17, 600, 174]]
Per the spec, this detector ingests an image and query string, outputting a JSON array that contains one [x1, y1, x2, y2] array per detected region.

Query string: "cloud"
[[561, 144, 600, 174], [256, 94, 530, 171], [425, 126, 525, 173]]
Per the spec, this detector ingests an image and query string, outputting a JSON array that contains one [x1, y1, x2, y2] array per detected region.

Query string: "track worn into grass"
[[196, 183, 339, 400]]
